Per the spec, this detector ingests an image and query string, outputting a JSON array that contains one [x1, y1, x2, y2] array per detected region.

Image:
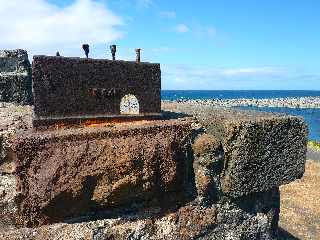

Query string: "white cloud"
[[0, 0, 124, 57], [162, 64, 289, 90], [159, 11, 176, 19], [220, 67, 285, 76], [172, 24, 217, 39], [174, 24, 189, 33]]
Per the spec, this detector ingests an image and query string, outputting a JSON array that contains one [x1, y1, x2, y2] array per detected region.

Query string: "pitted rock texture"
[[0, 103, 33, 174], [0, 50, 32, 104], [0, 103, 33, 230], [0, 103, 308, 239], [0, 188, 280, 240], [0, 175, 18, 231], [162, 102, 308, 198], [32, 56, 161, 125], [193, 134, 224, 204], [12, 118, 195, 226]]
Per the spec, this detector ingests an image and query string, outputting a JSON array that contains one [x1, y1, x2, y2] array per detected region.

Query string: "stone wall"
[[32, 56, 161, 126], [0, 102, 308, 239], [0, 50, 32, 104]]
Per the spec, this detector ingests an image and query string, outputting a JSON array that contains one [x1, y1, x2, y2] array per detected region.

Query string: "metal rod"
[[82, 44, 90, 58], [135, 48, 141, 63], [110, 45, 116, 61]]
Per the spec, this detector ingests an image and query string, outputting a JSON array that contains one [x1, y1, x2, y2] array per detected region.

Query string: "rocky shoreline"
[[165, 96, 320, 109]]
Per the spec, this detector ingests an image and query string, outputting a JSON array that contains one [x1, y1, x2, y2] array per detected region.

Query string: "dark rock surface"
[[12, 118, 195, 227], [0, 50, 32, 104], [163, 102, 308, 198], [0, 189, 280, 240], [0, 102, 308, 239], [32, 56, 161, 126]]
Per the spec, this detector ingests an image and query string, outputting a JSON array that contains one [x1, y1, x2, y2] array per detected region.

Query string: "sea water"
[[162, 90, 320, 141]]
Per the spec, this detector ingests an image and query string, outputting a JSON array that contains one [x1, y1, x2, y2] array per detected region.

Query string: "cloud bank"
[[0, 0, 124, 56], [161, 64, 318, 90]]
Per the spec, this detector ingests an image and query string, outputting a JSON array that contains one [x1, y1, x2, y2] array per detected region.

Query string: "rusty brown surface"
[[0, 102, 310, 238], [12, 118, 195, 226], [32, 56, 161, 126]]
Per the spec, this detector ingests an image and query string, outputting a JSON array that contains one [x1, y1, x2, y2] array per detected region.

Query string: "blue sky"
[[1, 0, 319, 90]]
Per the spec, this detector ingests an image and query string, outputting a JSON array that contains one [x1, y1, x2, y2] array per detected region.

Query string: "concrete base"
[[0, 102, 308, 239], [13, 117, 194, 226]]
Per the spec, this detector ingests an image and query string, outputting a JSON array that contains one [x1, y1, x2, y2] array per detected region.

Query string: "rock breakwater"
[[168, 96, 320, 108]]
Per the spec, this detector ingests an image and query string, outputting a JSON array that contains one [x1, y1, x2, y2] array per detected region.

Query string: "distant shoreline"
[[164, 97, 320, 109]]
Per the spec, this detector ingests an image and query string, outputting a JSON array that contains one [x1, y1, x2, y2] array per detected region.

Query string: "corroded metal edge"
[[32, 113, 163, 127]]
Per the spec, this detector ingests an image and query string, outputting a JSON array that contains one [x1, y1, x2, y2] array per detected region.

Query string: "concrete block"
[[163, 103, 308, 198], [11, 118, 194, 226]]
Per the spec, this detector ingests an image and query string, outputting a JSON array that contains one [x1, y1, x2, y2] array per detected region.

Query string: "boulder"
[[162, 103, 308, 198], [0, 49, 32, 104]]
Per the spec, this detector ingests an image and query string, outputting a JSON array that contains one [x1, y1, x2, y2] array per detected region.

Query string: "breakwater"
[[166, 97, 320, 109]]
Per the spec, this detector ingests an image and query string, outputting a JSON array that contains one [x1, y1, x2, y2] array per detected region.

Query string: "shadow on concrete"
[[277, 227, 300, 240]]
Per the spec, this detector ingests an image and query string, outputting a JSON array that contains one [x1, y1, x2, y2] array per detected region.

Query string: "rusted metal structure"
[[32, 47, 161, 127]]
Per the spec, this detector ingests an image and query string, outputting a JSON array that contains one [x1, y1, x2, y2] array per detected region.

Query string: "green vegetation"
[[308, 140, 320, 151]]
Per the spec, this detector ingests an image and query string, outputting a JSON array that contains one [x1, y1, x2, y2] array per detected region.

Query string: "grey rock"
[[0, 103, 33, 230], [193, 133, 224, 204], [162, 102, 308, 198], [0, 103, 33, 174], [0, 49, 32, 104], [0, 175, 18, 231]]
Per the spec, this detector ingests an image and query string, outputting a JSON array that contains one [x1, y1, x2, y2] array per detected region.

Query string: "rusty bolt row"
[[75, 44, 142, 63]]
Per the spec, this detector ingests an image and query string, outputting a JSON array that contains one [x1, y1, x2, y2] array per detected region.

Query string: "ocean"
[[161, 90, 320, 141]]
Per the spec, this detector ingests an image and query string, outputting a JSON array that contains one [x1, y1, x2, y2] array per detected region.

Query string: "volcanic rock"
[[0, 50, 32, 104]]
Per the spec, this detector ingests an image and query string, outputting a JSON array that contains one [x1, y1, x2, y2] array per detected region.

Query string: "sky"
[[0, 0, 319, 90]]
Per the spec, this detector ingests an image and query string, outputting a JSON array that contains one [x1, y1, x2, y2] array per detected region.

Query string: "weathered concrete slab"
[[0, 102, 305, 239], [163, 102, 308, 198], [0, 50, 32, 104], [0, 188, 280, 240], [11, 118, 194, 226]]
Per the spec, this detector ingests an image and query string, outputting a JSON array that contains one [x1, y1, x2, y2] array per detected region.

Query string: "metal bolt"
[[82, 44, 90, 58], [110, 45, 116, 60], [135, 48, 141, 63]]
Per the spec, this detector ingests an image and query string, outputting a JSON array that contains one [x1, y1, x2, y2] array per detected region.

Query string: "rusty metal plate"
[[32, 56, 161, 126]]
